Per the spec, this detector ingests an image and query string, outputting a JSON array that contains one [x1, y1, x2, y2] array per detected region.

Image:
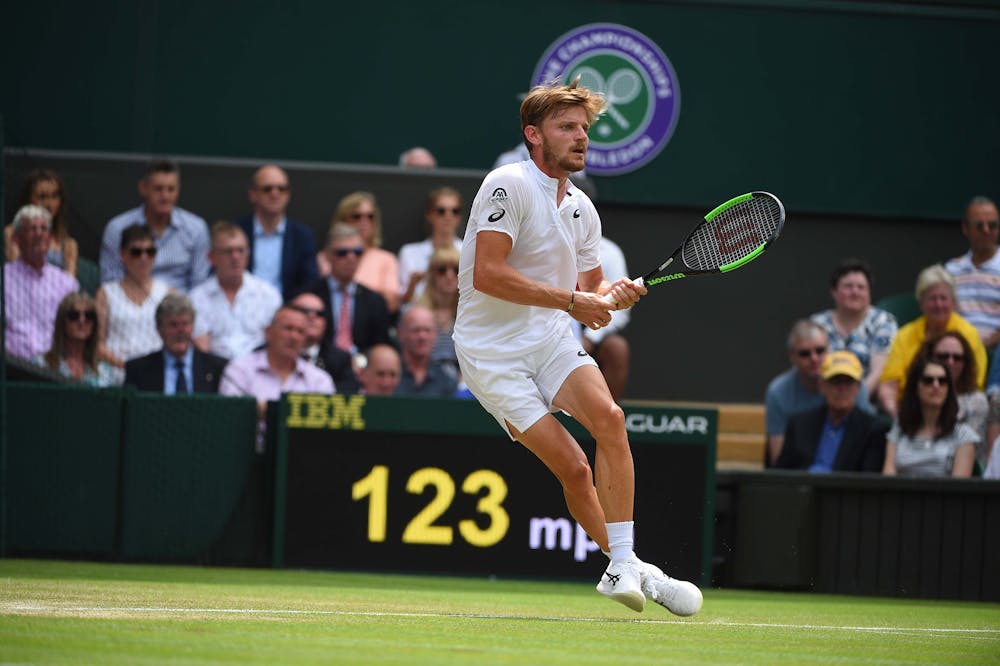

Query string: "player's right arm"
[[473, 230, 613, 330]]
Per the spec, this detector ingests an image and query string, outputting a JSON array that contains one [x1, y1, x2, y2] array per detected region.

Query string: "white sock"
[[606, 521, 635, 564]]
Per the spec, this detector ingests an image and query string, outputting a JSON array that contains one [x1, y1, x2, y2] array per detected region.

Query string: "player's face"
[[831, 271, 870, 314], [537, 105, 590, 176]]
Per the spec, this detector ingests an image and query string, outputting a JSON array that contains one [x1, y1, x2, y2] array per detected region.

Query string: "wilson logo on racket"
[[713, 218, 762, 256], [647, 273, 685, 285]]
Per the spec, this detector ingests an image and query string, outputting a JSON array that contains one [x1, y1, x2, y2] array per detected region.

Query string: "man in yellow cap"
[[774, 350, 888, 472]]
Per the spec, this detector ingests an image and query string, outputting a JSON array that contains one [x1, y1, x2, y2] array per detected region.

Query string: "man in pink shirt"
[[4, 205, 78, 359]]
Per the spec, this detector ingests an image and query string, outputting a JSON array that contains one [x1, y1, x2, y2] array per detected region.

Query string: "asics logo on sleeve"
[[488, 209, 506, 222], [573, 209, 581, 218]]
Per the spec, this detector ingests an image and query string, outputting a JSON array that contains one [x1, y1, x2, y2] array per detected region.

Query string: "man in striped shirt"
[[945, 196, 1000, 351]]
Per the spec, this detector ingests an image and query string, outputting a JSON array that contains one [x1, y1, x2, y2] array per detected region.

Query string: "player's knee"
[[560, 457, 595, 494], [591, 401, 625, 438]]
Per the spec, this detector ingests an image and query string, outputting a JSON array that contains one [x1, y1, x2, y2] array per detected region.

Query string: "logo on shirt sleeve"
[[488, 209, 506, 222], [489, 188, 509, 203]]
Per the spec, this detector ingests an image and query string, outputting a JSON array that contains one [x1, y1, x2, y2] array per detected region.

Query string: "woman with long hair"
[[317, 191, 401, 313], [924, 331, 988, 465], [35, 292, 113, 386], [414, 246, 461, 378], [5, 168, 79, 276], [399, 186, 465, 306], [882, 355, 977, 477]]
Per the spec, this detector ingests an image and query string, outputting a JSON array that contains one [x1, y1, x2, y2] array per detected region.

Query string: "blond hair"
[[519, 77, 606, 153]]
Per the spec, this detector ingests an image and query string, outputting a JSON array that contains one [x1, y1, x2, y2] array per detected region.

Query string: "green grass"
[[1, 559, 998, 665]]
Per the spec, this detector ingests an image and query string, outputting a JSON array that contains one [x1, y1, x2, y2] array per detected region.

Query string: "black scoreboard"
[[272, 395, 716, 585]]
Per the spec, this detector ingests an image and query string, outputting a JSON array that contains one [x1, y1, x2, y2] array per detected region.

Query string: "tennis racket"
[[603, 191, 785, 304]]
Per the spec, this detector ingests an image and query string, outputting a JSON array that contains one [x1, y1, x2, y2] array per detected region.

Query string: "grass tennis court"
[[1, 559, 998, 665]]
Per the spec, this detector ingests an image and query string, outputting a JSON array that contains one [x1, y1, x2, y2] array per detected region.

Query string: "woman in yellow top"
[[878, 264, 987, 417]]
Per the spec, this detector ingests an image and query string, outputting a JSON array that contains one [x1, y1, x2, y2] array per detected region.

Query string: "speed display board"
[[273, 395, 716, 584]]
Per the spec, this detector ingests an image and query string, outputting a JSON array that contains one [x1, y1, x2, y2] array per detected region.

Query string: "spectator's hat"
[[821, 350, 863, 381]]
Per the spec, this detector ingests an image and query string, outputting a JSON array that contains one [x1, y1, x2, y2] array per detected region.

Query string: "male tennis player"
[[453, 78, 702, 616]]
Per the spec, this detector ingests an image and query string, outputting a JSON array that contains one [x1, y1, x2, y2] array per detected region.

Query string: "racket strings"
[[682, 198, 782, 270]]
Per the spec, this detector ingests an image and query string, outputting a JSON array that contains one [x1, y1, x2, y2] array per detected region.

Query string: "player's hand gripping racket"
[[603, 191, 785, 305]]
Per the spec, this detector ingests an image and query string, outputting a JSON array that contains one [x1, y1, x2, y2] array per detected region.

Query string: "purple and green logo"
[[531, 23, 680, 176]]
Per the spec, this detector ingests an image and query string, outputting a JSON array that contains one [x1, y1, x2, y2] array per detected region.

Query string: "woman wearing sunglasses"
[[96, 223, 171, 384], [35, 292, 113, 386], [398, 187, 465, 307], [882, 355, 977, 477], [923, 331, 988, 466], [413, 246, 461, 382]]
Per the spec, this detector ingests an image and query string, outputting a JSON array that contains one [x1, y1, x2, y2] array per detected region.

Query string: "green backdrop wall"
[[2, 0, 998, 219]]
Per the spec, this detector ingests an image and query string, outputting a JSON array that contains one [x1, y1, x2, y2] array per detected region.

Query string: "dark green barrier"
[[1, 383, 258, 563], [274, 395, 717, 585], [4, 383, 122, 558]]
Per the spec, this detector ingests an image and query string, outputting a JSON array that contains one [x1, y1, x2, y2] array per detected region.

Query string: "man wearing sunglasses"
[[765, 320, 874, 466], [236, 164, 319, 300], [99, 160, 210, 292], [300, 222, 391, 359], [945, 196, 1000, 352], [4, 205, 79, 359]]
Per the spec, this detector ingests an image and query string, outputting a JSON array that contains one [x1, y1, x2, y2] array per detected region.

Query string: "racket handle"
[[601, 277, 645, 305]]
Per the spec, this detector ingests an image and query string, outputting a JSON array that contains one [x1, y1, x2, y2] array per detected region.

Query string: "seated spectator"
[[236, 164, 319, 300], [357, 344, 402, 396], [774, 351, 887, 472], [4, 205, 79, 359], [399, 146, 437, 168], [882, 355, 977, 478], [810, 258, 898, 396], [5, 168, 79, 277], [124, 293, 227, 394], [925, 331, 989, 467], [189, 221, 282, 359], [317, 192, 401, 313], [583, 236, 632, 401], [944, 196, 1000, 351], [878, 264, 987, 417], [219, 306, 334, 450], [303, 222, 391, 357], [395, 305, 457, 397], [96, 224, 171, 384], [35, 291, 114, 386], [413, 246, 461, 381], [984, 445, 1000, 479], [100, 160, 210, 292], [398, 187, 465, 306], [289, 291, 359, 394], [765, 320, 872, 466]]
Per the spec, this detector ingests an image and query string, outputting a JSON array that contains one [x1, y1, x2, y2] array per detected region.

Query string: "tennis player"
[[453, 78, 701, 615]]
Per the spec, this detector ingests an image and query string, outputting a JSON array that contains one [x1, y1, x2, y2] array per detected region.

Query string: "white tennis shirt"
[[454, 160, 601, 358]]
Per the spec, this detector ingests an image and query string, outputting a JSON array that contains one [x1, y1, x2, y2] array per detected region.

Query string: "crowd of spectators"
[[4, 157, 1000, 477]]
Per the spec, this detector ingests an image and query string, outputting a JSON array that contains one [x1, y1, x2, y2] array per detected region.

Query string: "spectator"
[[583, 236, 632, 401], [124, 292, 227, 394], [357, 343, 402, 396], [882, 355, 977, 478], [5, 168, 79, 277], [289, 291, 360, 394], [925, 331, 989, 467], [189, 221, 282, 359], [944, 196, 1000, 351], [99, 159, 210, 291], [810, 258, 898, 396], [395, 305, 457, 397], [303, 222, 391, 357], [398, 187, 465, 306], [95, 224, 171, 384], [317, 191, 401, 313], [219, 306, 334, 450], [35, 291, 114, 386], [398, 146, 437, 168], [765, 319, 872, 466], [774, 351, 887, 472], [414, 246, 460, 380], [4, 205, 78, 359], [878, 264, 987, 417], [236, 164, 319, 300]]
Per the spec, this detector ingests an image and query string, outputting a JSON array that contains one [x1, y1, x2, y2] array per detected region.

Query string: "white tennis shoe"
[[638, 561, 703, 617], [595, 558, 645, 612]]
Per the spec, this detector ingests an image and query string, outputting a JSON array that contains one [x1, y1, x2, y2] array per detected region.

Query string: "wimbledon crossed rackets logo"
[[531, 23, 680, 175]]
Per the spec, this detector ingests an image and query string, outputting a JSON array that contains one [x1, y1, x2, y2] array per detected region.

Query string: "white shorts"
[[455, 331, 598, 440]]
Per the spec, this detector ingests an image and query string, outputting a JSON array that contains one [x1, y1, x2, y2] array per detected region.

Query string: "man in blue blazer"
[[236, 165, 319, 301], [774, 350, 888, 472], [124, 293, 228, 393]]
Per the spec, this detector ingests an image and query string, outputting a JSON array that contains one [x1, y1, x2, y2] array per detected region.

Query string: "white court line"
[[5, 605, 999, 635]]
